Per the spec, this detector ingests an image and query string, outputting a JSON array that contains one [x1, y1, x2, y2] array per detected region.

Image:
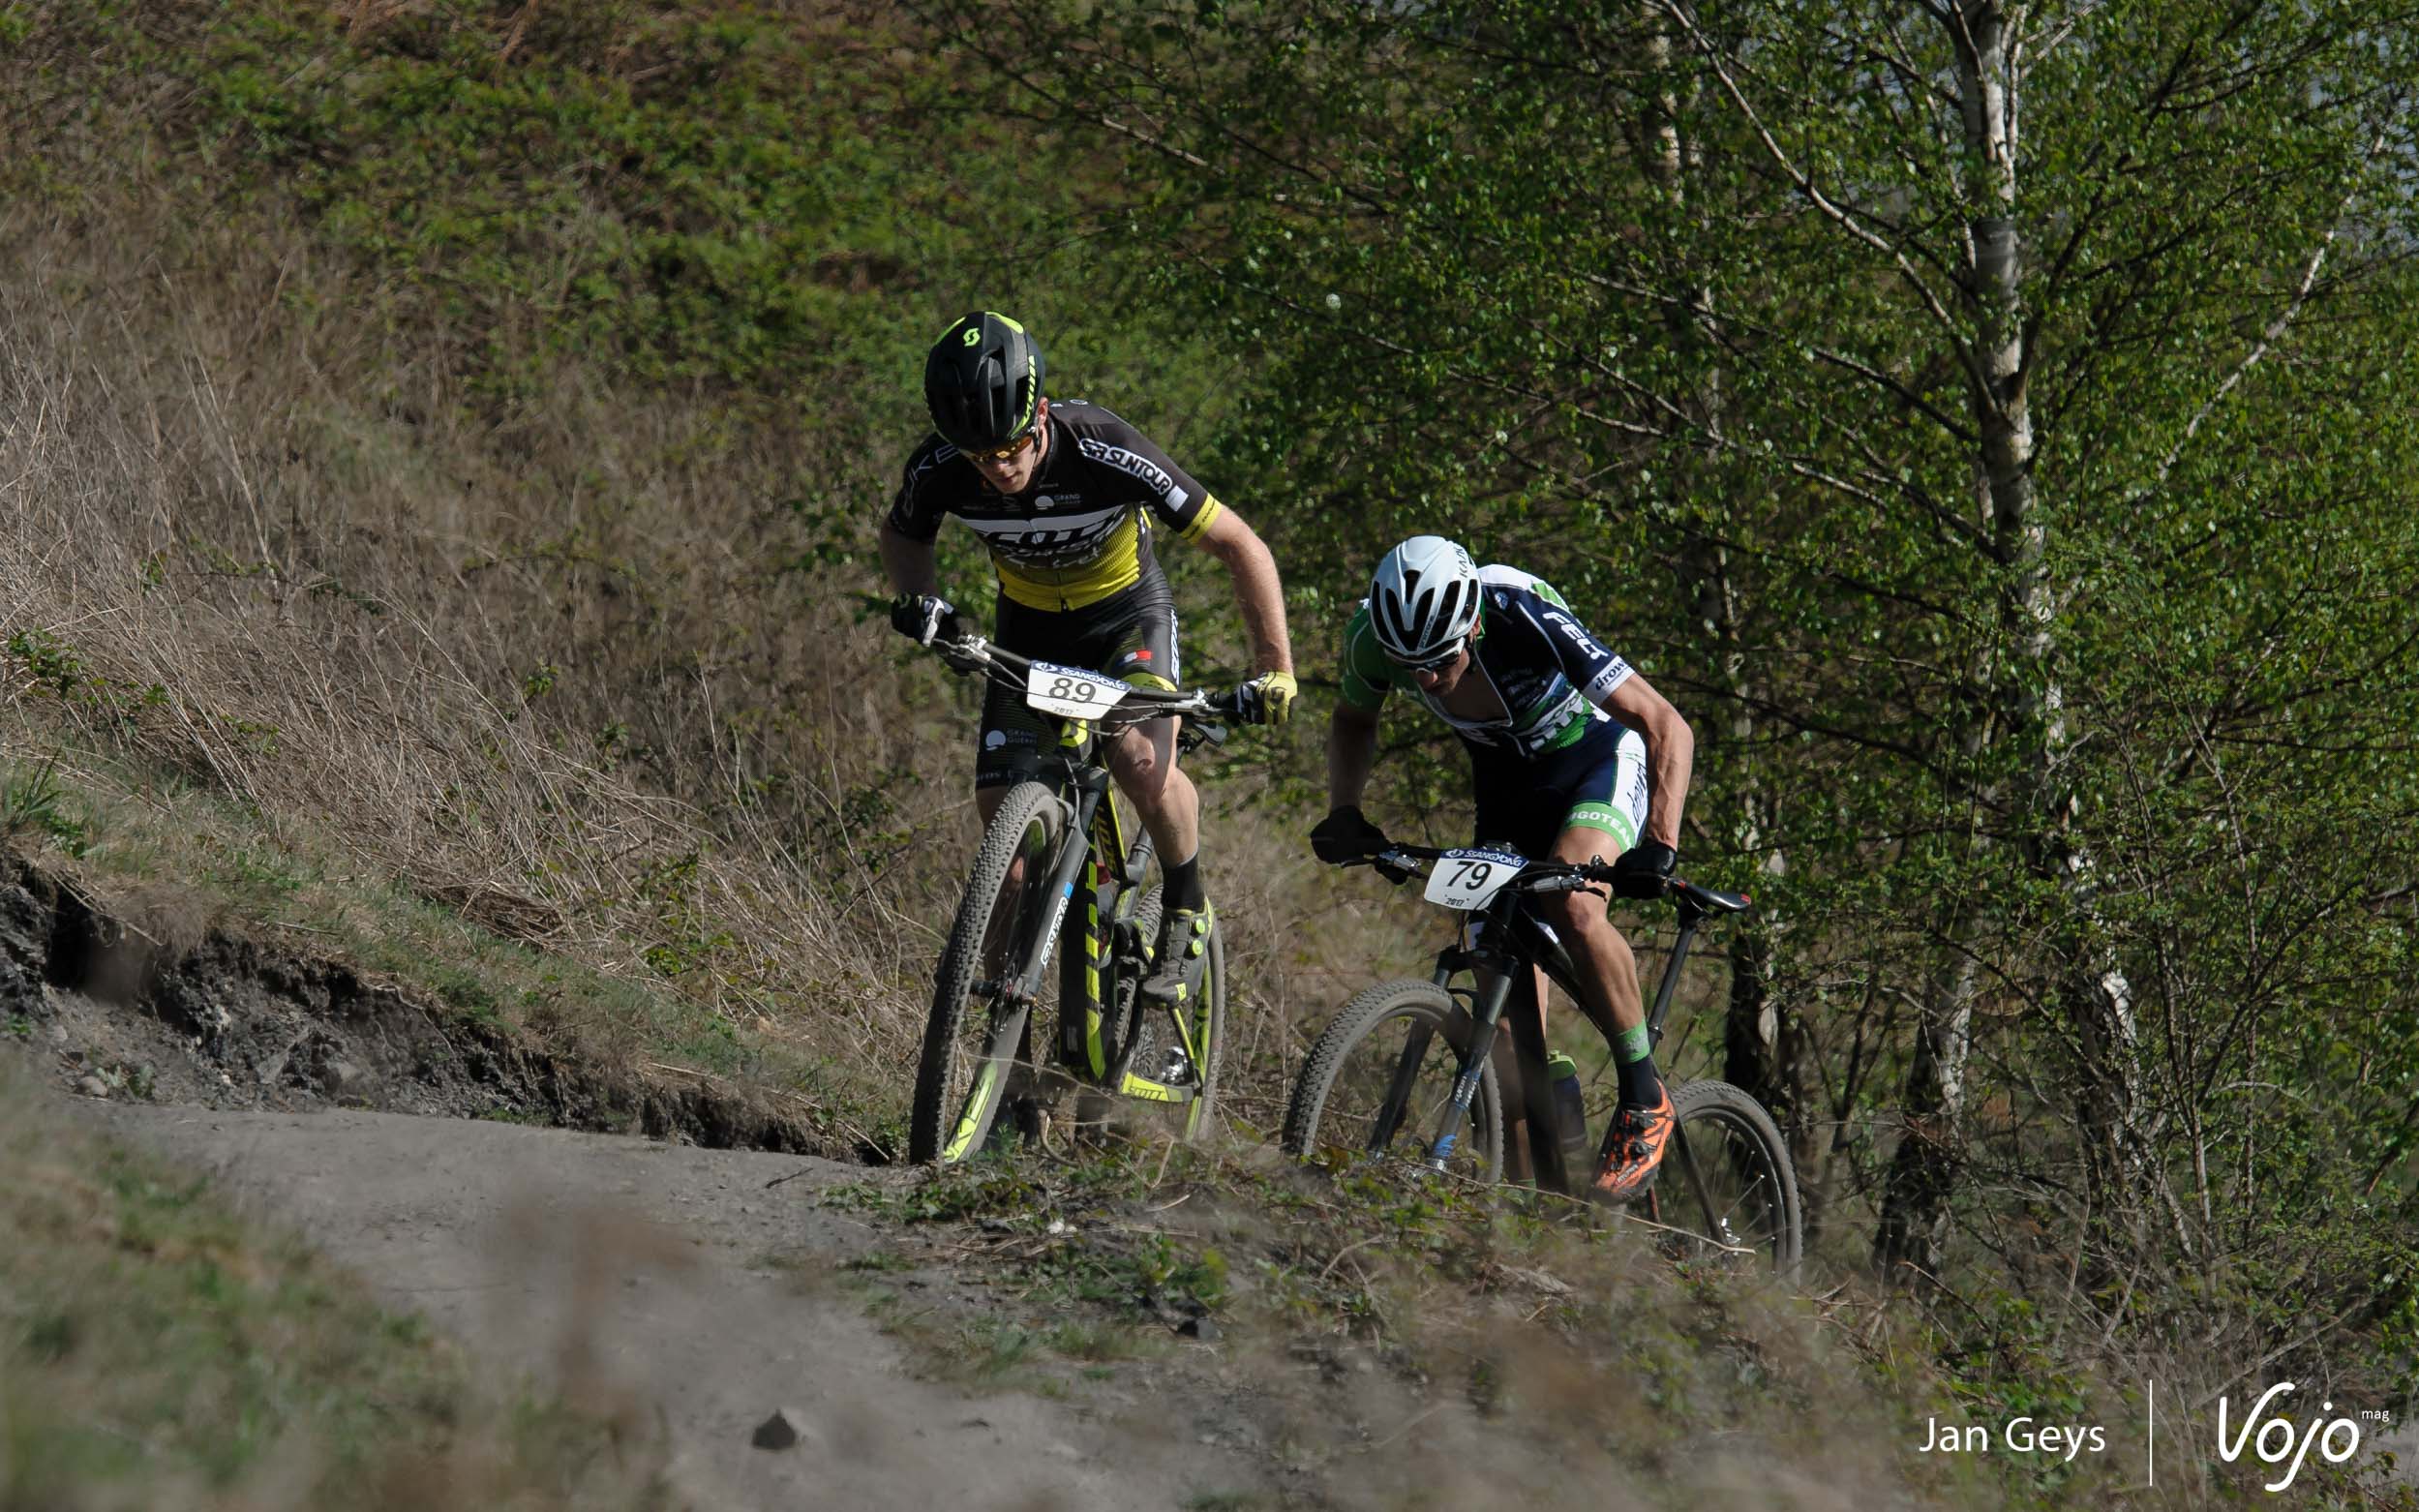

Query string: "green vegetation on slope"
[[5, 0, 2414, 1506]]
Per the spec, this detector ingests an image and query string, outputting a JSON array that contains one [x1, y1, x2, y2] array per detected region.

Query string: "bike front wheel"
[[1640, 1078, 1803, 1276], [909, 781, 1069, 1164], [1282, 980, 1502, 1185]]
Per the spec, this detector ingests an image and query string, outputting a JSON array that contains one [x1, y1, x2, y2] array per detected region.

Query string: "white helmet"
[[1369, 535, 1481, 665]]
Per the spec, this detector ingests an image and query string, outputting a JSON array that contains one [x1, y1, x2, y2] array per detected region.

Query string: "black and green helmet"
[[923, 311, 1045, 451]]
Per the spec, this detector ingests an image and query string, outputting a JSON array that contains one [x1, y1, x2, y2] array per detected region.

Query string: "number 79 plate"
[[1024, 660, 1130, 718], [1423, 848, 1526, 910]]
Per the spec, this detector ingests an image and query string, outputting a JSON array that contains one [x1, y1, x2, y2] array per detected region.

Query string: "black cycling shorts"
[[1468, 716, 1649, 861], [976, 576, 1181, 789]]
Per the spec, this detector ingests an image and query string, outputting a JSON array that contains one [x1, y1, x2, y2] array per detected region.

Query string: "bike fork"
[[1011, 781, 1104, 1007], [1417, 970, 1514, 1172]]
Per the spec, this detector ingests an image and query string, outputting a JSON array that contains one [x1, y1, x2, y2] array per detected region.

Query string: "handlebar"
[[923, 632, 1249, 726], [1346, 842, 1752, 914]]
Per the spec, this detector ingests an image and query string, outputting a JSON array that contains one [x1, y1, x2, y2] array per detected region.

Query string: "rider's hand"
[[1232, 670, 1298, 726], [1310, 804, 1388, 864], [891, 594, 983, 674], [890, 593, 975, 656], [1609, 840, 1678, 899]]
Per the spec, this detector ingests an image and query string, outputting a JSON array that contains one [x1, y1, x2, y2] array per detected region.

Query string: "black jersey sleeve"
[[884, 437, 955, 543], [1502, 584, 1633, 704]]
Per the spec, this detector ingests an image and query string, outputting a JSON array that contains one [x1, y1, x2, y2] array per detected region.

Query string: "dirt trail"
[[77, 1102, 1276, 1512]]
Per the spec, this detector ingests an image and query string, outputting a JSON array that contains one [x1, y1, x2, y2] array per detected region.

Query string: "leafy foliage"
[[915, 0, 2419, 1429]]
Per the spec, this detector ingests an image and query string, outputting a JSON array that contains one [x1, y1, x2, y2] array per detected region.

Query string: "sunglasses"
[[1387, 638, 1466, 675], [964, 429, 1039, 465]]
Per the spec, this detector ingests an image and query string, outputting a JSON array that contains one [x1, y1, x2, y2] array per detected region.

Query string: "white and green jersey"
[[1340, 565, 1633, 759]]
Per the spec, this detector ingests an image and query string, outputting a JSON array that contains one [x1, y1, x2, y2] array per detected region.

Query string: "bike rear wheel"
[[1639, 1078, 1802, 1276], [909, 781, 1069, 1164], [1095, 882, 1164, 1084], [1282, 980, 1501, 1184]]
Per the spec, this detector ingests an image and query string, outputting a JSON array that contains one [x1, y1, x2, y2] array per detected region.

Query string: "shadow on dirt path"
[[77, 1103, 1277, 1512]]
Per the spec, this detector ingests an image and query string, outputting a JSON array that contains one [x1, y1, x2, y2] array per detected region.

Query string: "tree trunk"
[[1641, 27, 1806, 1170], [1875, 947, 1980, 1275]]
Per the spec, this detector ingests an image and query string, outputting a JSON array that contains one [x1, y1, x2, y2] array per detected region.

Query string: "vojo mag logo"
[[2217, 1382, 2373, 1493]]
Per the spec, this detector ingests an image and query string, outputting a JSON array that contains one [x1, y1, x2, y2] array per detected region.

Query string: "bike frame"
[[969, 661, 1216, 1109], [1376, 870, 1726, 1198]]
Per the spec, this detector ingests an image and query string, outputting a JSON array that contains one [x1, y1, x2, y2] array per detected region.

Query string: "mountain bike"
[[1282, 843, 1802, 1274], [907, 635, 1243, 1164]]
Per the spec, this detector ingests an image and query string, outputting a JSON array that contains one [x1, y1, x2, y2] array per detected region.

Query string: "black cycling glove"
[[889, 593, 970, 648], [1310, 805, 1388, 864], [1608, 840, 1678, 899]]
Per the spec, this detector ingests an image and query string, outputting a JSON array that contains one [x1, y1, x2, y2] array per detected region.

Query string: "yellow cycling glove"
[[1238, 670, 1298, 726]]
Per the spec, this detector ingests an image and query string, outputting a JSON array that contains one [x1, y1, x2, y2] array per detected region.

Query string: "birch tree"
[[919, 0, 2419, 1369]]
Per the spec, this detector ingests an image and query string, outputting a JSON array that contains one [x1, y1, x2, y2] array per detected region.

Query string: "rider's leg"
[[1112, 718, 1218, 1005], [1540, 822, 1664, 1112], [1106, 716, 1201, 902]]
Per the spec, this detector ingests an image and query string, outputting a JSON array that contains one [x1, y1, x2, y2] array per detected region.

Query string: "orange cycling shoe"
[[1590, 1086, 1675, 1201]]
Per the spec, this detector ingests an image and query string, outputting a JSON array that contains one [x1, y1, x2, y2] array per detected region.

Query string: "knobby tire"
[[909, 781, 1067, 1164], [1651, 1078, 1803, 1276], [1282, 979, 1502, 1184]]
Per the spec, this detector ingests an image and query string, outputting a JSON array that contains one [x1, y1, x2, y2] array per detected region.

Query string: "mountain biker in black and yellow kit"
[[1309, 536, 1696, 1200], [879, 311, 1296, 1012]]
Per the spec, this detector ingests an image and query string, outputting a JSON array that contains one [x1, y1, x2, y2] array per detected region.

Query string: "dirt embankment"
[[0, 852, 820, 1154], [4, 849, 1295, 1510]]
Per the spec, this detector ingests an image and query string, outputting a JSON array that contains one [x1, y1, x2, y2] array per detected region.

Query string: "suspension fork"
[[1407, 966, 1513, 1172], [1397, 892, 1528, 1171], [1068, 793, 1145, 1077], [1010, 770, 1106, 1005], [1366, 955, 1453, 1154]]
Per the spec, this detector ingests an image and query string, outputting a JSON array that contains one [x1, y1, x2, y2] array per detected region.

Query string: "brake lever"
[[934, 634, 991, 675], [1177, 719, 1228, 752]]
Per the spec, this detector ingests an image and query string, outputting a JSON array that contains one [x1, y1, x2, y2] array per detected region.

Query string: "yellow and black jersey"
[[885, 400, 1225, 611]]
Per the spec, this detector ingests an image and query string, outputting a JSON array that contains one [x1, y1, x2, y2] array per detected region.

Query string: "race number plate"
[[1422, 848, 1526, 910], [1024, 660, 1129, 719]]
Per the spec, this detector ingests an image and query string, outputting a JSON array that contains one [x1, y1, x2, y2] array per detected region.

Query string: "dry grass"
[[0, 197, 1509, 1154], [0, 210, 983, 1136]]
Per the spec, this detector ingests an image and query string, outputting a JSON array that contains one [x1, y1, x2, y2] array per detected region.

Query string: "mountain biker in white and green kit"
[[1309, 536, 1696, 1200], [880, 312, 1296, 1014]]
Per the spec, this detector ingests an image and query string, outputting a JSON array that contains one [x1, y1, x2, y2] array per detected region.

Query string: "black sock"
[[1164, 851, 1205, 913], [1613, 1022, 1663, 1108]]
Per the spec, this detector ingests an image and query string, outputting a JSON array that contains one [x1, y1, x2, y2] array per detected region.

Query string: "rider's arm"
[[1326, 702, 1382, 809], [1600, 673, 1695, 852], [881, 444, 952, 599], [878, 521, 943, 598], [1194, 506, 1293, 677]]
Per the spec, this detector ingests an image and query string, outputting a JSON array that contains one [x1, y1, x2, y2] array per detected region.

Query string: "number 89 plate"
[[1422, 848, 1526, 910], [1024, 660, 1129, 718]]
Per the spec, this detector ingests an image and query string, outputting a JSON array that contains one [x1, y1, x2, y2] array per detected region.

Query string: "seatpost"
[[1642, 888, 1707, 1049]]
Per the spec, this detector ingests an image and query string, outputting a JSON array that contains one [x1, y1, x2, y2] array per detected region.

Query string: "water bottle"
[[1545, 1052, 1590, 1170]]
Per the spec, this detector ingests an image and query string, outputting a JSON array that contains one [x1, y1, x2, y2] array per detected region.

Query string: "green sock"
[[1613, 1023, 1662, 1109]]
